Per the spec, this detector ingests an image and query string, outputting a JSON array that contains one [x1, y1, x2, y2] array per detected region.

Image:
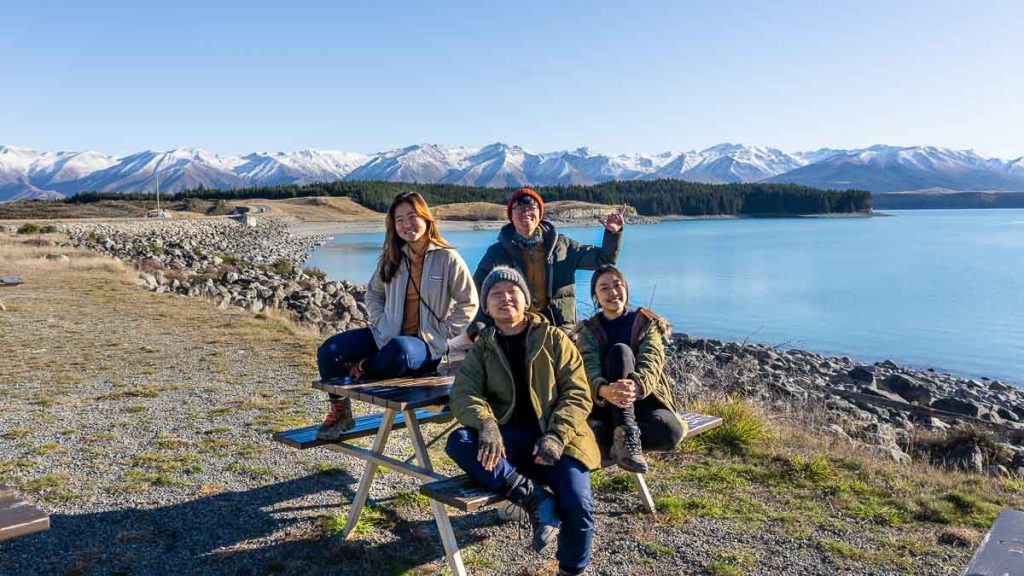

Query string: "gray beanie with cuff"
[[481, 265, 531, 311]]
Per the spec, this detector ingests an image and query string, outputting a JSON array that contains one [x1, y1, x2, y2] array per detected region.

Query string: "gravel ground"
[[0, 234, 981, 575]]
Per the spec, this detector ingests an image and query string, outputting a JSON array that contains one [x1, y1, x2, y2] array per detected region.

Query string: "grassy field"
[[1, 231, 1020, 575]]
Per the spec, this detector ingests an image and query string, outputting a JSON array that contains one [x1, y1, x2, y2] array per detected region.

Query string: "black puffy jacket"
[[471, 220, 621, 330]]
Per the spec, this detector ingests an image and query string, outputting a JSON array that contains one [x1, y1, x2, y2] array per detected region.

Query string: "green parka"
[[576, 308, 681, 418], [449, 313, 601, 471]]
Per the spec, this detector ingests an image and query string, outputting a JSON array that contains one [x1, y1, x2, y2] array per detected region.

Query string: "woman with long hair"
[[315, 191, 478, 440], [576, 265, 687, 473]]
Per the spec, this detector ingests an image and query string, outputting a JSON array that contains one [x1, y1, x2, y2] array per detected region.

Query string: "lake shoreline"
[[290, 210, 879, 237], [45, 215, 1020, 392]]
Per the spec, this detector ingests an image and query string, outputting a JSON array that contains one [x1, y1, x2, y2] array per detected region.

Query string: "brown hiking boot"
[[316, 397, 355, 440], [611, 425, 648, 473]]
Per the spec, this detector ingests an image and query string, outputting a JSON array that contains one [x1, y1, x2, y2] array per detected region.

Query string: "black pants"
[[590, 343, 686, 452]]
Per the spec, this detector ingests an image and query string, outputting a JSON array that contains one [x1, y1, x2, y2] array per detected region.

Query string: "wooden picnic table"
[[308, 373, 467, 575], [272, 354, 722, 576], [0, 485, 49, 542]]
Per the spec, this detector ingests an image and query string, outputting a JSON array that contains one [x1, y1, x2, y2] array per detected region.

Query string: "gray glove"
[[477, 419, 504, 471], [533, 434, 564, 466]]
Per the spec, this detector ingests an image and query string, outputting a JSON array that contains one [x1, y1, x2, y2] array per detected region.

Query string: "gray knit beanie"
[[481, 265, 531, 311]]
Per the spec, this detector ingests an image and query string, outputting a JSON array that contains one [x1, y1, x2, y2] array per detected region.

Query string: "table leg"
[[634, 472, 656, 514], [404, 409, 467, 576], [341, 407, 396, 540]]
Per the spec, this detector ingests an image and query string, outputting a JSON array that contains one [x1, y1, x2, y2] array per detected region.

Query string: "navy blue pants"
[[445, 423, 594, 575], [317, 328, 438, 397]]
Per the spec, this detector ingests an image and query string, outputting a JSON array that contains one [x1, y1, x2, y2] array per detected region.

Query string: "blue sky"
[[2, 0, 1021, 158]]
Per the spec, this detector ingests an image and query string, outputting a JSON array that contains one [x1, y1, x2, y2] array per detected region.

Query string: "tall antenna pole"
[[155, 171, 160, 211]]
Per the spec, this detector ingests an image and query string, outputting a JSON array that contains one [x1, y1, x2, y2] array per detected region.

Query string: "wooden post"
[[404, 409, 468, 576], [341, 408, 396, 539], [633, 473, 656, 514]]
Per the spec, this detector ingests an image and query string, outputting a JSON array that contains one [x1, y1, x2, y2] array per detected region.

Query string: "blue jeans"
[[445, 423, 594, 574], [317, 327, 438, 388]]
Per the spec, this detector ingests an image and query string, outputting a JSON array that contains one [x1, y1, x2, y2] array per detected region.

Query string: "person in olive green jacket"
[[576, 265, 687, 474], [446, 266, 598, 576]]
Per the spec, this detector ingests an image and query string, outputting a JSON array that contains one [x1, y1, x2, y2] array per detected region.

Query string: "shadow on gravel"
[[0, 471, 497, 575]]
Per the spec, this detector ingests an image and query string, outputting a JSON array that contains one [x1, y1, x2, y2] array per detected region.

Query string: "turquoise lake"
[[304, 209, 1024, 384]]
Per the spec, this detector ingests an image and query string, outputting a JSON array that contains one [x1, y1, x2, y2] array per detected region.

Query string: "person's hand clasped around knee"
[[533, 434, 564, 466], [599, 378, 637, 409], [477, 419, 505, 471]]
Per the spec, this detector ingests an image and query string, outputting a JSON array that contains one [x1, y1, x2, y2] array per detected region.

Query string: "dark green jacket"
[[450, 313, 601, 470], [471, 221, 621, 330], [576, 308, 680, 417]]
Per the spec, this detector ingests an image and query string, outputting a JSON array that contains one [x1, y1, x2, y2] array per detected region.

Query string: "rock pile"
[[61, 217, 366, 334], [668, 336, 1024, 474]]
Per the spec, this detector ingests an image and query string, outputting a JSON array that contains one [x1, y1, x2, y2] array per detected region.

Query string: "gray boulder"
[[860, 385, 908, 404], [932, 397, 984, 418], [848, 365, 876, 384], [943, 441, 985, 474], [880, 373, 934, 405]]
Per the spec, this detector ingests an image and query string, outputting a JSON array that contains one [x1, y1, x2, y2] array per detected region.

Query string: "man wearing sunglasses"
[[469, 188, 624, 337]]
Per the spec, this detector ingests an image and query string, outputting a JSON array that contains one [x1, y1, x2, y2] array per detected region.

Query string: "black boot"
[[502, 472, 560, 553]]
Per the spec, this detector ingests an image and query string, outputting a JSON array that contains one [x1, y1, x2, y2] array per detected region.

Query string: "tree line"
[[66, 179, 872, 216], [874, 192, 1024, 210]]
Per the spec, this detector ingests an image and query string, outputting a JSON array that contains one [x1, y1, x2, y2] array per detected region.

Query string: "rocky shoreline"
[[668, 337, 1024, 475], [55, 216, 1024, 476], [58, 217, 369, 336]]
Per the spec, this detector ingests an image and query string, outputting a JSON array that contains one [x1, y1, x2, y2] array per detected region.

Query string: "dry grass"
[[648, 391, 1022, 572], [0, 200, 154, 221], [0, 232, 320, 388], [431, 202, 507, 221], [231, 196, 383, 222]]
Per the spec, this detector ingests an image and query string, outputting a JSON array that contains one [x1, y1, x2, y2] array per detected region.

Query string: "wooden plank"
[[420, 475, 506, 512], [634, 473, 656, 514], [341, 409, 397, 540], [321, 441, 445, 484], [0, 276, 23, 287], [962, 508, 1024, 575], [0, 489, 49, 542], [272, 407, 452, 449], [313, 375, 454, 410], [680, 412, 725, 438]]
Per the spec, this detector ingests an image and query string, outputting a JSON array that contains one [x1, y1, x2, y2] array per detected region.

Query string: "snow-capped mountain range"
[[2, 142, 1023, 202]]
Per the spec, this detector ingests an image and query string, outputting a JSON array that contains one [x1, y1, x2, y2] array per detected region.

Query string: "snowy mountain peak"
[[3, 142, 1023, 201]]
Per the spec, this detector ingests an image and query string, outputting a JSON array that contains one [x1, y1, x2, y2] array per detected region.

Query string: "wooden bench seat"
[[962, 507, 1024, 575], [272, 407, 452, 449], [420, 411, 724, 514], [0, 485, 49, 542]]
